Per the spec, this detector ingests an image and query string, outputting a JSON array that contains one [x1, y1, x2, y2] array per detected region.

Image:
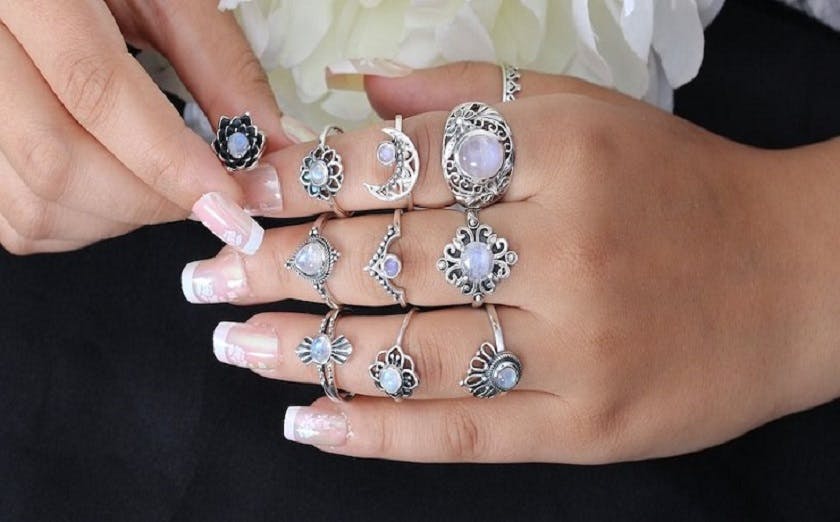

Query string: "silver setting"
[[369, 309, 420, 400], [285, 213, 341, 309], [212, 113, 266, 171], [296, 308, 354, 402], [364, 209, 406, 307], [437, 209, 518, 307], [461, 304, 522, 398], [501, 63, 521, 102], [441, 101, 515, 209], [364, 115, 418, 210], [299, 125, 349, 217]]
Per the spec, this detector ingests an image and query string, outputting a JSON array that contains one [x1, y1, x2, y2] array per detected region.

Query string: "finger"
[[0, 213, 85, 255], [214, 306, 549, 399], [0, 22, 184, 225], [181, 205, 532, 308], [282, 393, 566, 463], [365, 61, 641, 119]]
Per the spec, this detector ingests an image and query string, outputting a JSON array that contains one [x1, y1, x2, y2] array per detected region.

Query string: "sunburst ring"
[[296, 308, 354, 402], [441, 102, 515, 208], [364, 115, 419, 210], [364, 209, 407, 307], [436, 209, 518, 307], [368, 309, 420, 400], [299, 125, 350, 217], [285, 213, 341, 309], [460, 304, 522, 398]]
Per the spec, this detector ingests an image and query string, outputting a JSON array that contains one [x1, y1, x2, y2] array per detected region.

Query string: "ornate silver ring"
[[364, 115, 418, 210], [296, 308, 354, 402], [300, 125, 350, 217], [364, 209, 407, 307], [437, 209, 518, 307], [501, 63, 521, 102], [212, 113, 266, 171], [285, 213, 341, 309], [441, 101, 515, 209], [461, 304, 522, 398], [369, 308, 420, 400]]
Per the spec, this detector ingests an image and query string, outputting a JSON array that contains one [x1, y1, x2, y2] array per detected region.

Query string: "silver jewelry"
[[364, 209, 406, 307], [285, 213, 341, 308], [441, 101, 515, 209], [364, 115, 418, 210], [300, 125, 350, 217], [437, 209, 518, 307], [212, 113, 265, 171], [296, 308, 354, 402], [501, 63, 521, 102], [461, 304, 522, 398], [369, 308, 420, 400]]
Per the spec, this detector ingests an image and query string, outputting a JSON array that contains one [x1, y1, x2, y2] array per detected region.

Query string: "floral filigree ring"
[[461, 304, 522, 398], [369, 309, 420, 400], [300, 125, 349, 217], [296, 308, 354, 402], [212, 113, 266, 171]]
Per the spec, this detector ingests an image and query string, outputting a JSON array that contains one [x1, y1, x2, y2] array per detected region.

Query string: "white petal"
[[571, 0, 613, 85], [395, 28, 441, 68], [277, 1, 334, 68], [218, 0, 250, 11], [641, 51, 673, 111], [491, 0, 546, 64], [237, 2, 269, 59], [652, 0, 705, 87], [435, 3, 496, 62], [530, 1, 575, 73], [619, 0, 654, 60], [320, 90, 374, 121], [695, 0, 725, 27], [590, 0, 649, 97]]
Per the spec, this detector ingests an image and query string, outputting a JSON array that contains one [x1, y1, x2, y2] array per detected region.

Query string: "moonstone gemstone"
[[461, 242, 493, 282], [493, 364, 519, 391], [377, 142, 396, 165], [309, 160, 330, 187], [227, 132, 250, 159], [457, 132, 503, 179], [383, 255, 401, 279], [294, 242, 328, 277], [310, 335, 332, 365], [379, 366, 403, 395]]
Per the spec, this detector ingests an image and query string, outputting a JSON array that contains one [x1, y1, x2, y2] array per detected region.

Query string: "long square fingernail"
[[181, 251, 249, 304], [192, 192, 264, 255], [233, 165, 284, 217], [284, 407, 348, 447], [213, 322, 278, 370]]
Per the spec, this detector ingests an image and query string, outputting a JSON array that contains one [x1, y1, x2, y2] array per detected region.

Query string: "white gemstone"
[[377, 142, 396, 165], [310, 335, 332, 365], [379, 366, 403, 395], [294, 242, 328, 277], [227, 132, 250, 159], [493, 364, 519, 391], [456, 132, 504, 180], [309, 160, 330, 187], [383, 254, 401, 279], [461, 242, 493, 282]]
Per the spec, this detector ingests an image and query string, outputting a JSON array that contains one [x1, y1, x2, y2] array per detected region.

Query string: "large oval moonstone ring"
[[441, 102, 515, 209]]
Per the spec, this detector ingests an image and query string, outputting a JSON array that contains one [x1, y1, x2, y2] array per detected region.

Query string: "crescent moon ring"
[[364, 115, 419, 210]]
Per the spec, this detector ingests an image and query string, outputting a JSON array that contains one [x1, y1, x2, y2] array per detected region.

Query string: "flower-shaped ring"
[[296, 308, 354, 402], [460, 304, 522, 398], [369, 308, 420, 400], [212, 113, 266, 171], [300, 125, 350, 217]]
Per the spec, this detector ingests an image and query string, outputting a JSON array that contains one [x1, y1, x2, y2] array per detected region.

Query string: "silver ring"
[[441, 101, 515, 209], [501, 63, 521, 102], [285, 213, 341, 309], [364, 115, 418, 211], [461, 304, 522, 398], [437, 209, 518, 307], [364, 209, 407, 307], [212, 113, 266, 171], [300, 125, 350, 217], [296, 308, 354, 402], [369, 308, 420, 400]]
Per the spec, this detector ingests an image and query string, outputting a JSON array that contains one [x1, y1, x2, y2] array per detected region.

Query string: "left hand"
[[183, 63, 840, 462]]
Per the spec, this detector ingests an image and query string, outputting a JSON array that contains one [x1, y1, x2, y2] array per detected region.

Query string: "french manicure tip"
[[212, 322, 236, 363], [181, 261, 201, 303], [241, 220, 264, 255], [284, 407, 302, 441]]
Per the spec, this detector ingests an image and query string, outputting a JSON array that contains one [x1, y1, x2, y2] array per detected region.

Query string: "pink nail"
[[233, 165, 284, 217], [213, 322, 278, 370], [284, 407, 348, 446], [280, 115, 317, 144], [181, 250, 249, 304], [192, 192, 264, 255]]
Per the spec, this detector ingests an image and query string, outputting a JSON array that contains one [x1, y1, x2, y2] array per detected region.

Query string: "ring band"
[[461, 304, 522, 398], [285, 213, 342, 308], [296, 308, 354, 402], [364, 209, 407, 307], [365, 115, 418, 211], [369, 308, 420, 400], [300, 125, 350, 217], [212, 112, 266, 171], [501, 63, 521, 102]]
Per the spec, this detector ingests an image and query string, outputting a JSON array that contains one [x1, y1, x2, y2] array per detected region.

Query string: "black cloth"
[[1, 0, 838, 520]]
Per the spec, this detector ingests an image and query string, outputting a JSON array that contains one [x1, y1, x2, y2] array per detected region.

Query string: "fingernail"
[[213, 321, 278, 370], [284, 407, 348, 447], [327, 58, 413, 77], [192, 192, 264, 255], [233, 165, 283, 217], [181, 250, 249, 304], [280, 115, 317, 144]]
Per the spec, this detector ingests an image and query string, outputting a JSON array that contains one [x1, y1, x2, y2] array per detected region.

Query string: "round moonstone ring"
[[369, 308, 420, 400], [212, 113, 266, 171], [441, 102, 515, 209], [299, 125, 350, 217], [364, 209, 407, 307], [460, 304, 522, 399], [285, 213, 341, 308], [295, 308, 354, 402]]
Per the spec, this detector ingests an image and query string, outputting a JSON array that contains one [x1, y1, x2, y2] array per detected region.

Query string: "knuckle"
[[59, 51, 121, 129], [407, 115, 439, 199], [405, 316, 448, 393], [440, 405, 485, 460], [569, 399, 630, 463], [17, 130, 73, 203], [397, 216, 439, 297], [1, 230, 35, 256], [8, 197, 53, 240]]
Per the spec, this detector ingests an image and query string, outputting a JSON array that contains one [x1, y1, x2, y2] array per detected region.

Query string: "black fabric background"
[[1, 1, 838, 520]]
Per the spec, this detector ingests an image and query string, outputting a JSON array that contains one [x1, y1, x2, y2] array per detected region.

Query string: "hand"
[[0, 0, 312, 255], [184, 63, 840, 462]]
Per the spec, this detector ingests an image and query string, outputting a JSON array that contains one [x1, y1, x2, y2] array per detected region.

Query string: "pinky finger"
[[0, 213, 84, 254]]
